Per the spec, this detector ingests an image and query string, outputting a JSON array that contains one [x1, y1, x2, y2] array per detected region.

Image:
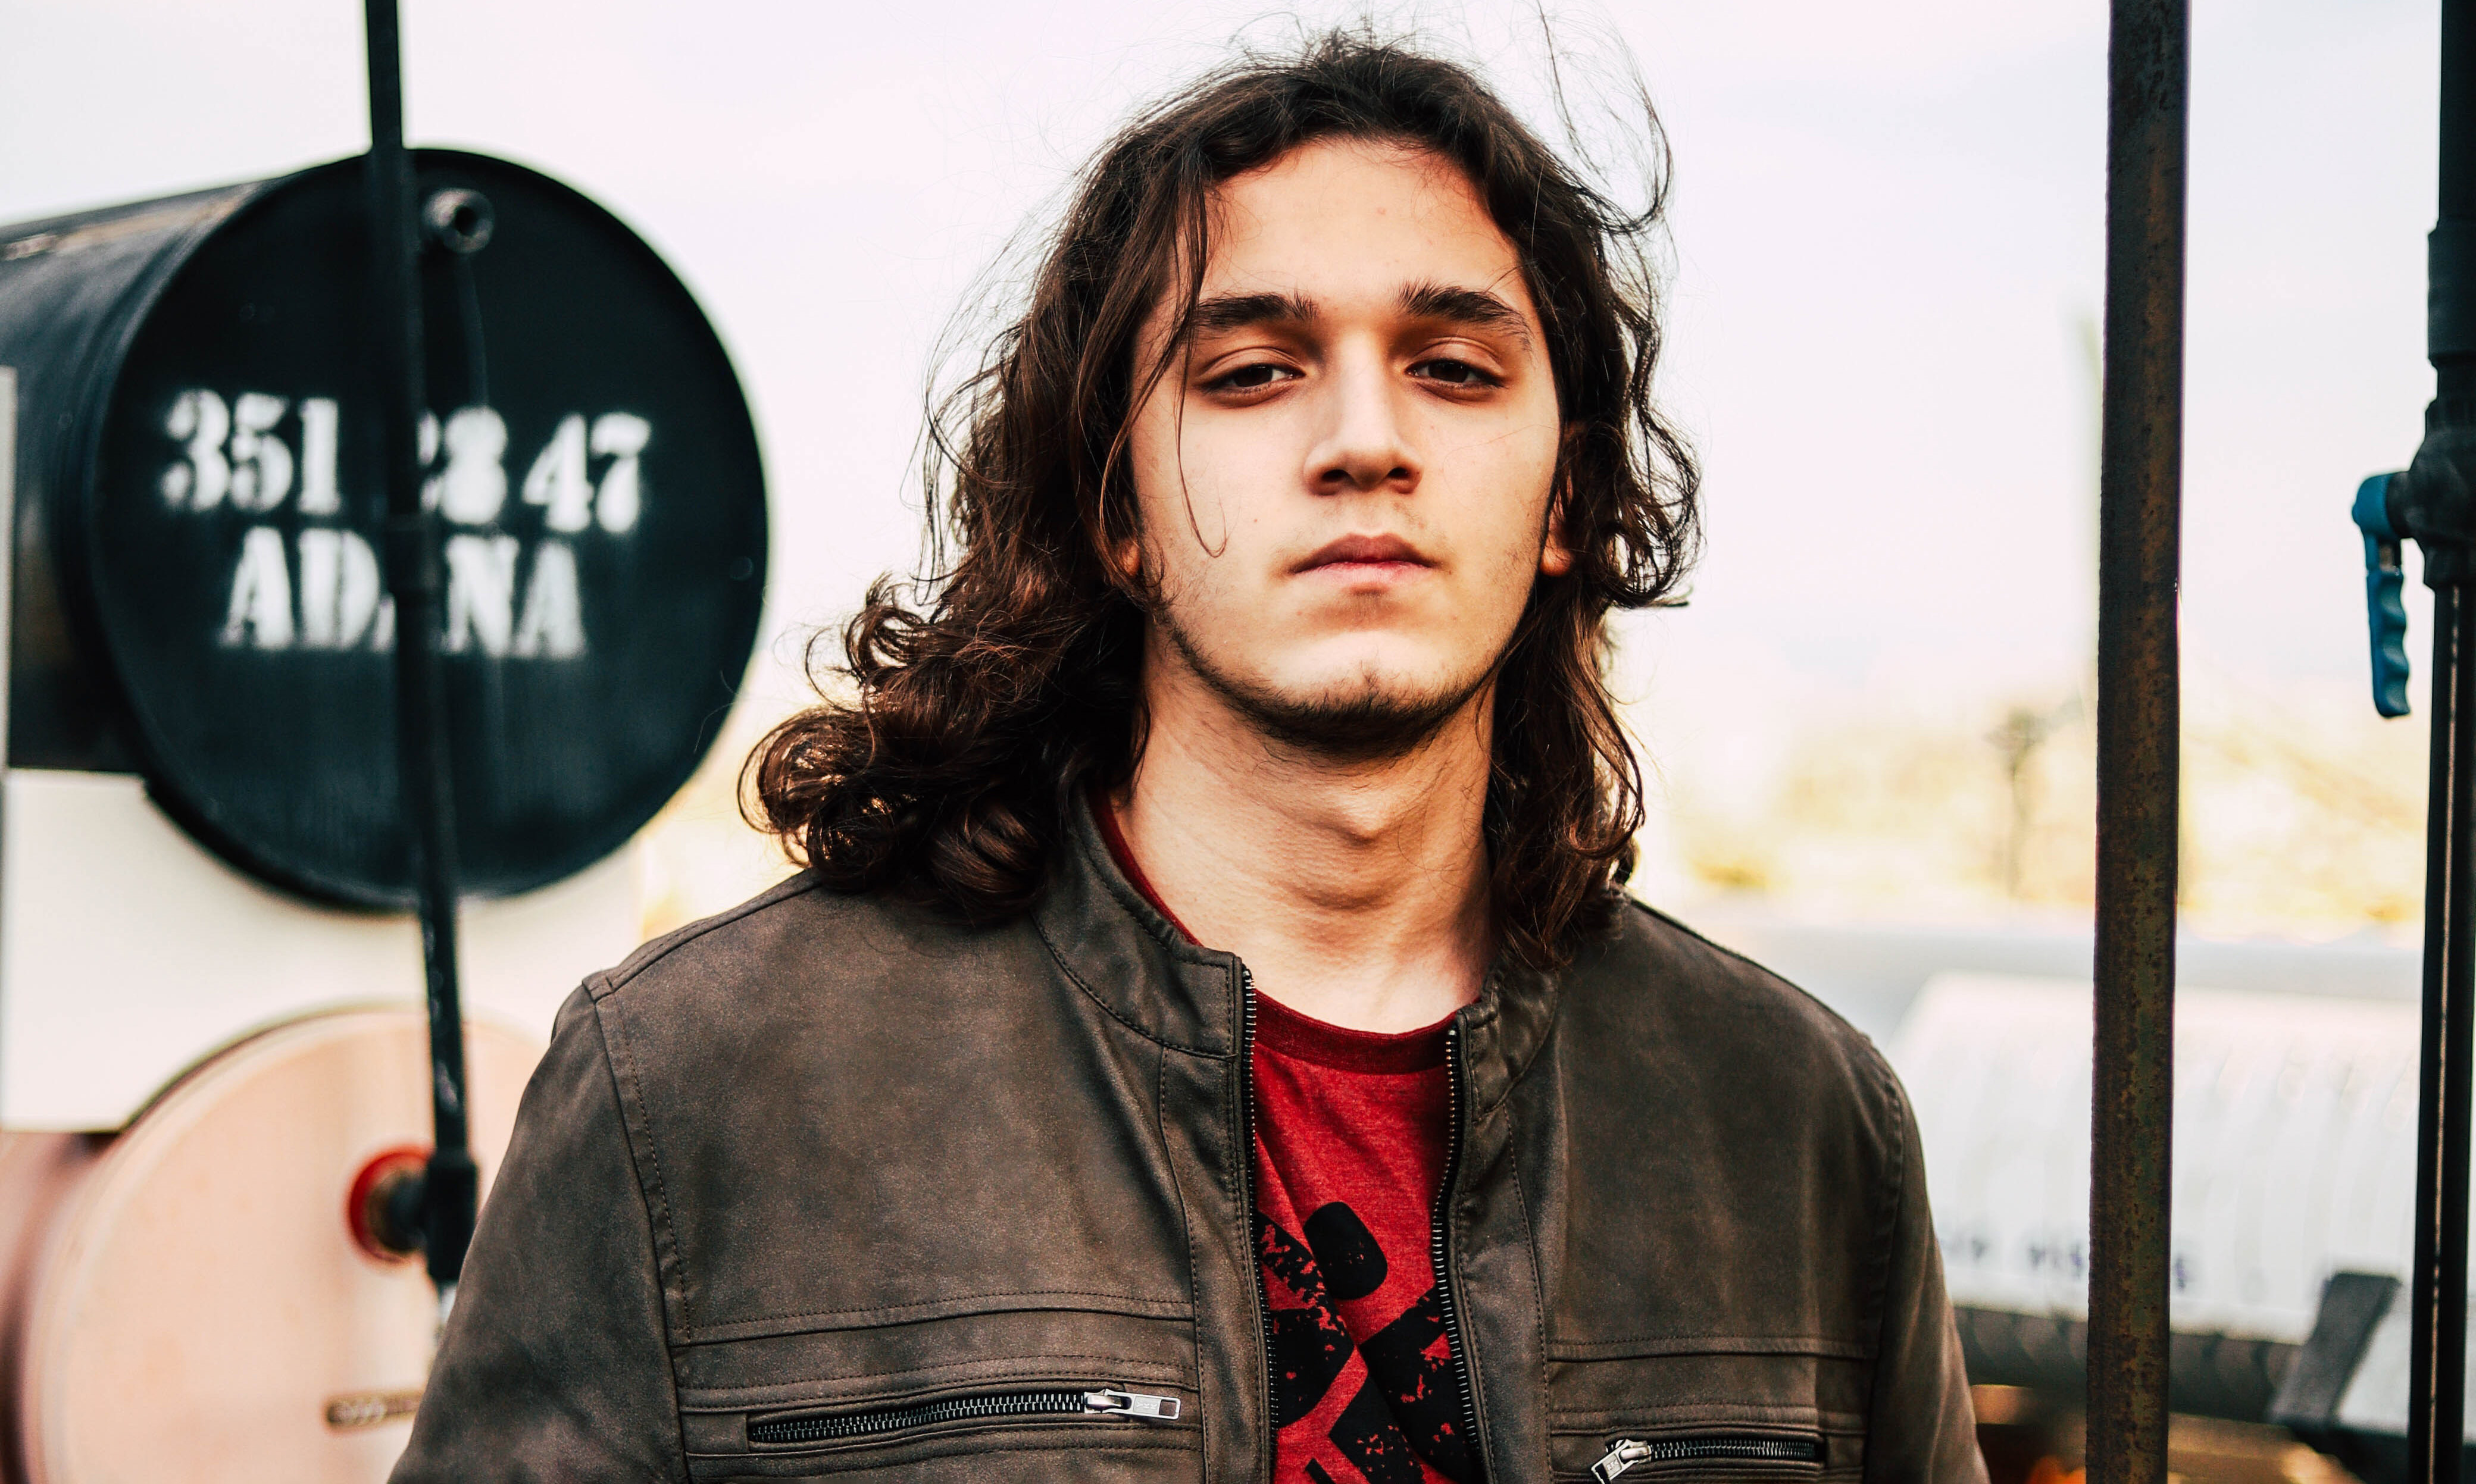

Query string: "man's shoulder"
[[582, 872, 1030, 1023], [1599, 897, 1874, 1039], [589, 870, 831, 1000], [1558, 896, 1903, 1119], [555, 874, 1077, 1142]]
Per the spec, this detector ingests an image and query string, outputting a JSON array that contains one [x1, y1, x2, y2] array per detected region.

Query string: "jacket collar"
[[1034, 799, 1247, 1059], [1032, 798, 1559, 1094]]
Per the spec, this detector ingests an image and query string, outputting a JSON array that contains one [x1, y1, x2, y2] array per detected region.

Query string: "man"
[[395, 33, 1983, 1484]]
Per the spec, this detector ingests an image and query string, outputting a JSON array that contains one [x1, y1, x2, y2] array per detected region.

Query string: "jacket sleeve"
[[391, 985, 686, 1483], [1864, 1069, 1987, 1484]]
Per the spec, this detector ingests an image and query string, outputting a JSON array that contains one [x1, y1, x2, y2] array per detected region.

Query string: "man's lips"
[[1294, 534, 1434, 574]]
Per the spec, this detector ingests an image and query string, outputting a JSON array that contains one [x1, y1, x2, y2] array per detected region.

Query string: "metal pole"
[[2089, 2, 2186, 1482], [363, 0, 477, 1309], [2412, 582, 2475, 1484], [2408, 7, 2476, 1478]]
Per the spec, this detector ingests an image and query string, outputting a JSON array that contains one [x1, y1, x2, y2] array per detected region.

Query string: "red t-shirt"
[[1095, 802, 1475, 1483]]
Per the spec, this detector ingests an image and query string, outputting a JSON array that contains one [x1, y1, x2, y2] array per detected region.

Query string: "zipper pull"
[[1084, 1389, 1183, 1420], [1594, 1440, 1650, 1482]]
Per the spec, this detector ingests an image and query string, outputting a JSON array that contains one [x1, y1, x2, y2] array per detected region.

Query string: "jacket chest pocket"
[[1543, 1349, 1867, 1483], [676, 1305, 1203, 1481]]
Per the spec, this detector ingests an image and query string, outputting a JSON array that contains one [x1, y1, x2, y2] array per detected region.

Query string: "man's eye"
[[1207, 363, 1296, 392], [1411, 358, 1500, 389]]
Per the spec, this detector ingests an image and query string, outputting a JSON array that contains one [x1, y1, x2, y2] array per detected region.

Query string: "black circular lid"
[[79, 150, 767, 907]]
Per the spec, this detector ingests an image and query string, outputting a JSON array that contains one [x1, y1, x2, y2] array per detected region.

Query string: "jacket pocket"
[[695, 1377, 1200, 1479], [748, 1384, 1183, 1447], [677, 1305, 1202, 1480], [1544, 1349, 1865, 1482], [1582, 1428, 1826, 1482]]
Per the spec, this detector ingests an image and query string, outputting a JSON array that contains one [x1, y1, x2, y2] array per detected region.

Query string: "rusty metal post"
[[2089, 2, 2187, 1483]]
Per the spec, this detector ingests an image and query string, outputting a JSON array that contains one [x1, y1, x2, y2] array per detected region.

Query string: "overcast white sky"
[[0, 0, 2443, 721]]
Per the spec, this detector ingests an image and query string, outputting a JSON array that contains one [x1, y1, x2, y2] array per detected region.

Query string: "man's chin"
[[1155, 612, 1497, 760], [1239, 686, 1477, 759], [1204, 660, 1490, 760]]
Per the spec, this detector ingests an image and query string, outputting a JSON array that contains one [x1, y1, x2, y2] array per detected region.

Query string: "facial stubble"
[[1149, 595, 1504, 765]]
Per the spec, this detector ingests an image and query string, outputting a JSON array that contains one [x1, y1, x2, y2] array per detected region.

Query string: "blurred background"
[[9, 0, 2428, 943], [0, 1, 2447, 1481]]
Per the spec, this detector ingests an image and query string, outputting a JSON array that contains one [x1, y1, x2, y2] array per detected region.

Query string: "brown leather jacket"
[[392, 806, 1984, 1483]]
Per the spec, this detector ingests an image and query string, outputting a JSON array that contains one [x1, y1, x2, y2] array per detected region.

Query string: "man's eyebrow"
[[1181, 283, 1533, 342], [1398, 282, 1533, 343], [1187, 290, 1320, 337]]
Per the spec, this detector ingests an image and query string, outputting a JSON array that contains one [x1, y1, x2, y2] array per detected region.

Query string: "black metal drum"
[[0, 151, 767, 906]]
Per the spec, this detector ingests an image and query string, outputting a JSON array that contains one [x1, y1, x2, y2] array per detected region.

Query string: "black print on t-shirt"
[[1269, 1304, 1356, 1427], [1333, 1373, 1431, 1483], [1262, 1219, 1352, 1426], [1359, 1286, 1474, 1480], [1304, 1202, 1388, 1300], [1258, 1203, 1478, 1483]]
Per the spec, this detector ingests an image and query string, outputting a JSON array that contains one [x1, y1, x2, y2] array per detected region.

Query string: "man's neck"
[[1114, 663, 1496, 1034]]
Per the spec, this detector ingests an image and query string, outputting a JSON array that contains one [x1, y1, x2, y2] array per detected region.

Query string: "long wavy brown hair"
[[749, 29, 1699, 969]]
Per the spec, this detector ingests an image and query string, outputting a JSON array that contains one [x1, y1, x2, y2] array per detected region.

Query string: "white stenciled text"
[[160, 390, 648, 659]]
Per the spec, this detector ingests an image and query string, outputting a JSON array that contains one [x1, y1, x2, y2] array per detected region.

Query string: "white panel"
[[1891, 971, 2421, 1342], [0, 768, 639, 1129]]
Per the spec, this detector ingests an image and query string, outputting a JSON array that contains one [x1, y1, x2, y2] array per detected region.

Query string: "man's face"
[[1125, 137, 1568, 756]]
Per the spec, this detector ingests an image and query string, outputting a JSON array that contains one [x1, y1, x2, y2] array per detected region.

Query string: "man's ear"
[[1540, 514, 1575, 577], [1539, 436, 1578, 578]]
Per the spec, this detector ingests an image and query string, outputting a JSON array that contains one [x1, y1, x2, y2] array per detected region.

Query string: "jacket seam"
[[1548, 1404, 1861, 1429], [674, 1352, 1190, 1396], [1479, 970, 1558, 1117], [1031, 908, 1229, 1060], [1867, 1056, 1907, 1355], [591, 872, 827, 998], [596, 993, 696, 1347], [1463, 963, 1514, 1117], [1509, 1126, 1552, 1484], [1544, 1338, 1875, 1359], [585, 997, 696, 1483], [1159, 1037, 1214, 1483], [1492, 1032, 1552, 1116], [688, 1290, 1192, 1331], [1855, 1054, 1909, 1483]]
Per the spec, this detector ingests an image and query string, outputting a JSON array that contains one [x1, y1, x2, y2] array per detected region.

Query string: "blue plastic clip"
[[2353, 472, 2412, 718]]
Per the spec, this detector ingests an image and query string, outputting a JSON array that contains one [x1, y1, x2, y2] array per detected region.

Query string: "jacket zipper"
[[747, 1386, 1181, 1447], [1591, 1433, 1824, 1481], [1238, 966, 1278, 1463], [1433, 1018, 1484, 1476]]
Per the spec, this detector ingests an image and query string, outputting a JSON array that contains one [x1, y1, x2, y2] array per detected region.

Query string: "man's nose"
[[1306, 349, 1420, 495]]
